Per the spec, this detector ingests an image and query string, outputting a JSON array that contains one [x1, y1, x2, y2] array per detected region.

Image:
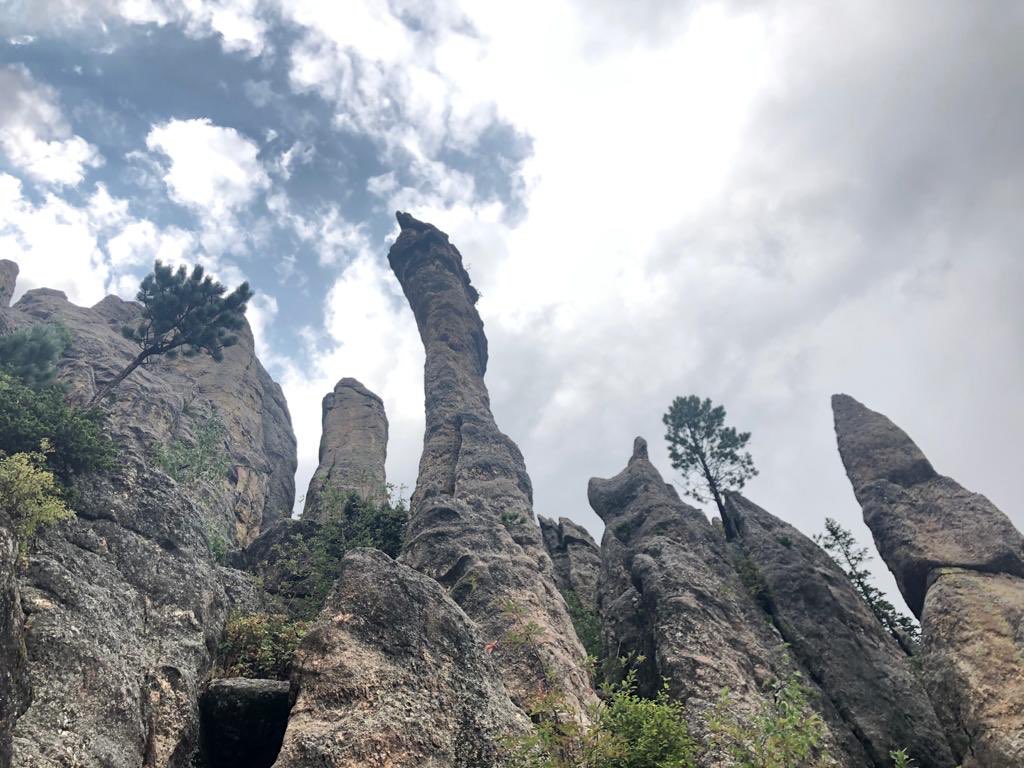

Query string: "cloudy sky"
[[2, 0, 1021, 612]]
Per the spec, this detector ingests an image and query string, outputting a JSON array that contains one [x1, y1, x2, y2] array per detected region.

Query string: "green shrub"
[[216, 612, 308, 680], [152, 416, 231, 484], [705, 674, 833, 768], [564, 589, 602, 659], [0, 445, 73, 544], [0, 373, 115, 482], [0, 323, 70, 389], [889, 749, 914, 768]]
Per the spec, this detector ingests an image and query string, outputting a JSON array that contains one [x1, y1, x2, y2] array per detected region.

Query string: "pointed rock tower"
[[303, 377, 389, 521], [387, 212, 593, 716], [832, 394, 1024, 767]]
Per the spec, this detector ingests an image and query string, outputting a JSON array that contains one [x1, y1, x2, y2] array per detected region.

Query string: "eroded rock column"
[[388, 212, 593, 716], [833, 394, 1024, 767], [538, 516, 601, 614], [302, 378, 389, 521]]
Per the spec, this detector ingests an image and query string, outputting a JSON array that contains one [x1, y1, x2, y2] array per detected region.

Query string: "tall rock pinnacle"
[[832, 394, 1024, 766], [303, 378, 389, 521], [387, 212, 593, 716]]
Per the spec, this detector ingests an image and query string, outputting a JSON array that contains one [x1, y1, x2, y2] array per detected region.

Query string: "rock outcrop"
[[591, 437, 863, 765], [273, 548, 527, 767], [538, 516, 601, 613], [1, 508, 29, 768], [387, 213, 593, 715], [722, 492, 956, 767], [302, 378, 389, 521], [833, 394, 1024, 767], [0, 268, 296, 767], [0, 260, 17, 308]]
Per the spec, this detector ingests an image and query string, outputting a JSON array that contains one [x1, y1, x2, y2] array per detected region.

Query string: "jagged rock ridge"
[[538, 516, 601, 615], [388, 212, 594, 716], [833, 394, 1024, 767], [302, 377, 388, 521]]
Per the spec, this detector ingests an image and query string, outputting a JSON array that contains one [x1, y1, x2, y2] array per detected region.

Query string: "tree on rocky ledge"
[[90, 262, 253, 405], [663, 395, 757, 533]]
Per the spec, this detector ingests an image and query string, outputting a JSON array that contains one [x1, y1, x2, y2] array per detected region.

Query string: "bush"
[[705, 674, 833, 768], [216, 612, 308, 680], [0, 323, 70, 389], [0, 445, 73, 544], [564, 589, 602, 660], [0, 373, 115, 482], [152, 416, 231, 484], [317, 484, 408, 557]]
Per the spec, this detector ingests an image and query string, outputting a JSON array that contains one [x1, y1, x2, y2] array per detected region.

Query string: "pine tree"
[[0, 323, 71, 389], [91, 262, 253, 404], [815, 517, 920, 653], [662, 395, 757, 532]]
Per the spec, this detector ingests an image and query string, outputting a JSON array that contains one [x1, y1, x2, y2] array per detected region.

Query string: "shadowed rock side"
[[538, 516, 601, 613], [387, 213, 593, 715], [302, 378, 388, 521], [591, 438, 864, 766], [1, 508, 29, 768], [1, 270, 293, 767], [273, 548, 528, 768], [722, 492, 956, 768], [833, 394, 1024, 767]]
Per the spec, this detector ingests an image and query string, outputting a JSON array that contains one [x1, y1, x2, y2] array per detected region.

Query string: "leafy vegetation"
[[0, 372, 115, 482], [317, 483, 408, 558], [215, 612, 308, 680], [563, 589, 602, 659], [152, 416, 231, 484], [0, 444, 72, 545], [663, 395, 757, 526], [706, 675, 833, 767], [0, 323, 70, 389], [815, 518, 920, 651], [92, 261, 253, 404]]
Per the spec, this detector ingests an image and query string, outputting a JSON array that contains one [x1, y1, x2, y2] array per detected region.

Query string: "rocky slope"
[[0, 268, 295, 766], [387, 212, 594, 716], [302, 377, 388, 520], [833, 394, 1024, 767], [722, 492, 956, 767]]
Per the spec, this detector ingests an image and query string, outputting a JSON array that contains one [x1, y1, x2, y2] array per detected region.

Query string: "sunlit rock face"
[[387, 212, 594, 717], [274, 548, 528, 768], [833, 394, 1024, 767], [723, 492, 956, 768], [302, 377, 388, 521], [0, 266, 292, 767], [590, 437, 865, 767]]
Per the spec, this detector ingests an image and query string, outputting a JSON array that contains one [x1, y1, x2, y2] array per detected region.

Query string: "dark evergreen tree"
[[0, 323, 71, 389], [815, 517, 920, 653], [662, 395, 757, 531], [91, 262, 253, 404]]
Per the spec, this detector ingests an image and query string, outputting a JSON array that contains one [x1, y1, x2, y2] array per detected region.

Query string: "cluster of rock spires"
[[0, 215, 1021, 768]]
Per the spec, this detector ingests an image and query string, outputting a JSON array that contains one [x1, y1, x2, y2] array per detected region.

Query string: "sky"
[[1, 0, 1021, 614]]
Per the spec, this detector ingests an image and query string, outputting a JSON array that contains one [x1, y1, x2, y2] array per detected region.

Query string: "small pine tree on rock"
[[91, 262, 253, 404], [0, 323, 71, 390]]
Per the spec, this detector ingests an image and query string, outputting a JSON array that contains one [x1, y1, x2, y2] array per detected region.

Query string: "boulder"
[[722, 492, 956, 767], [832, 394, 1024, 767], [272, 548, 527, 767], [387, 213, 593, 715], [538, 516, 601, 613], [302, 378, 389, 521]]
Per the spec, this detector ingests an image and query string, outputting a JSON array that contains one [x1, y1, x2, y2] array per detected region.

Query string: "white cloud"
[[145, 117, 269, 253], [0, 65, 102, 186]]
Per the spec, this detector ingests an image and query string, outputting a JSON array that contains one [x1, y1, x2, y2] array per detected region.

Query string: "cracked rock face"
[[387, 212, 593, 717], [723, 492, 956, 768], [273, 548, 527, 768], [833, 394, 1024, 767], [0, 260, 17, 308], [303, 378, 388, 521], [1, 508, 29, 767], [538, 516, 601, 613], [590, 438, 861, 765], [0, 269, 294, 767]]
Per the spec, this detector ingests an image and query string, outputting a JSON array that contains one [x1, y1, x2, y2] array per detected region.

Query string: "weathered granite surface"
[[273, 548, 527, 768], [0, 267, 295, 766], [0, 261, 17, 309], [302, 378, 388, 521], [0, 507, 29, 768], [538, 516, 601, 614], [723, 492, 956, 767], [591, 437, 863, 766], [833, 394, 1024, 767], [388, 213, 593, 716]]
